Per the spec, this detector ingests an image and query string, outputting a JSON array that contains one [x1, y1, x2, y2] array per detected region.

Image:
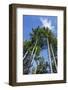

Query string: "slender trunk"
[[29, 40, 38, 74], [23, 46, 32, 60], [47, 38, 53, 73], [23, 50, 28, 60], [31, 40, 37, 59], [23, 40, 37, 60], [32, 47, 38, 74], [32, 47, 37, 62], [24, 40, 37, 61], [50, 44, 57, 71]]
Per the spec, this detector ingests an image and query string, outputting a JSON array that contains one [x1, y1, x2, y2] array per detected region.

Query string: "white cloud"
[[40, 17, 54, 30]]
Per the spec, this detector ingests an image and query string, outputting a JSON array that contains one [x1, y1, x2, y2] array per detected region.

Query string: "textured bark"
[[32, 47, 38, 74], [31, 40, 37, 57], [47, 38, 53, 73], [23, 53, 32, 74], [23, 46, 32, 60], [29, 40, 38, 74], [50, 44, 57, 71], [23, 50, 28, 60]]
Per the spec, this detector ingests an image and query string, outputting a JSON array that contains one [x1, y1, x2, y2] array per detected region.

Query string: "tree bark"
[[23, 50, 29, 60], [50, 44, 57, 71], [31, 40, 37, 58], [32, 47, 38, 74], [29, 40, 38, 74], [47, 38, 53, 73], [23, 40, 37, 60]]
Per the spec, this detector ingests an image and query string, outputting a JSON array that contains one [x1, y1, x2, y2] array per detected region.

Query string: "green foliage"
[[36, 57, 46, 74], [23, 40, 32, 54], [36, 57, 50, 74], [23, 26, 57, 74]]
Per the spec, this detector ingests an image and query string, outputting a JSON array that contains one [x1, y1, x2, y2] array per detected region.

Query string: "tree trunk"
[[47, 38, 53, 73], [50, 44, 57, 71], [23, 46, 32, 60], [32, 47, 38, 74], [23, 40, 37, 60], [31, 40, 37, 57], [29, 40, 38, 74], [23, 50, 29, 60]]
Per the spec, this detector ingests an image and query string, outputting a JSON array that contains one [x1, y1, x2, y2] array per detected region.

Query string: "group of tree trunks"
[[23, 27, 57, 74]]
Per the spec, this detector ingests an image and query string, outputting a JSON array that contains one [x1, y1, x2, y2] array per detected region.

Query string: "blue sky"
[[23, 15, 57, 41], [23, 15, 57, 64]]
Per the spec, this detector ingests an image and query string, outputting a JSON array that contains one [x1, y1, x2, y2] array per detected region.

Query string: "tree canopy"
[[23, 26, 57, 74]]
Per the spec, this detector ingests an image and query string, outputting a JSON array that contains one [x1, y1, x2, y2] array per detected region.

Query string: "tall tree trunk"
[[47, 38, 53, 73], [23, 40, 37, 60], [50, 44, 57, 71], [23, 50, 28, 60], [29, 40, 38, 74], [32, 47, 38, 74], [23, 46, 32, 60], [31, 40, 37, 59]]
